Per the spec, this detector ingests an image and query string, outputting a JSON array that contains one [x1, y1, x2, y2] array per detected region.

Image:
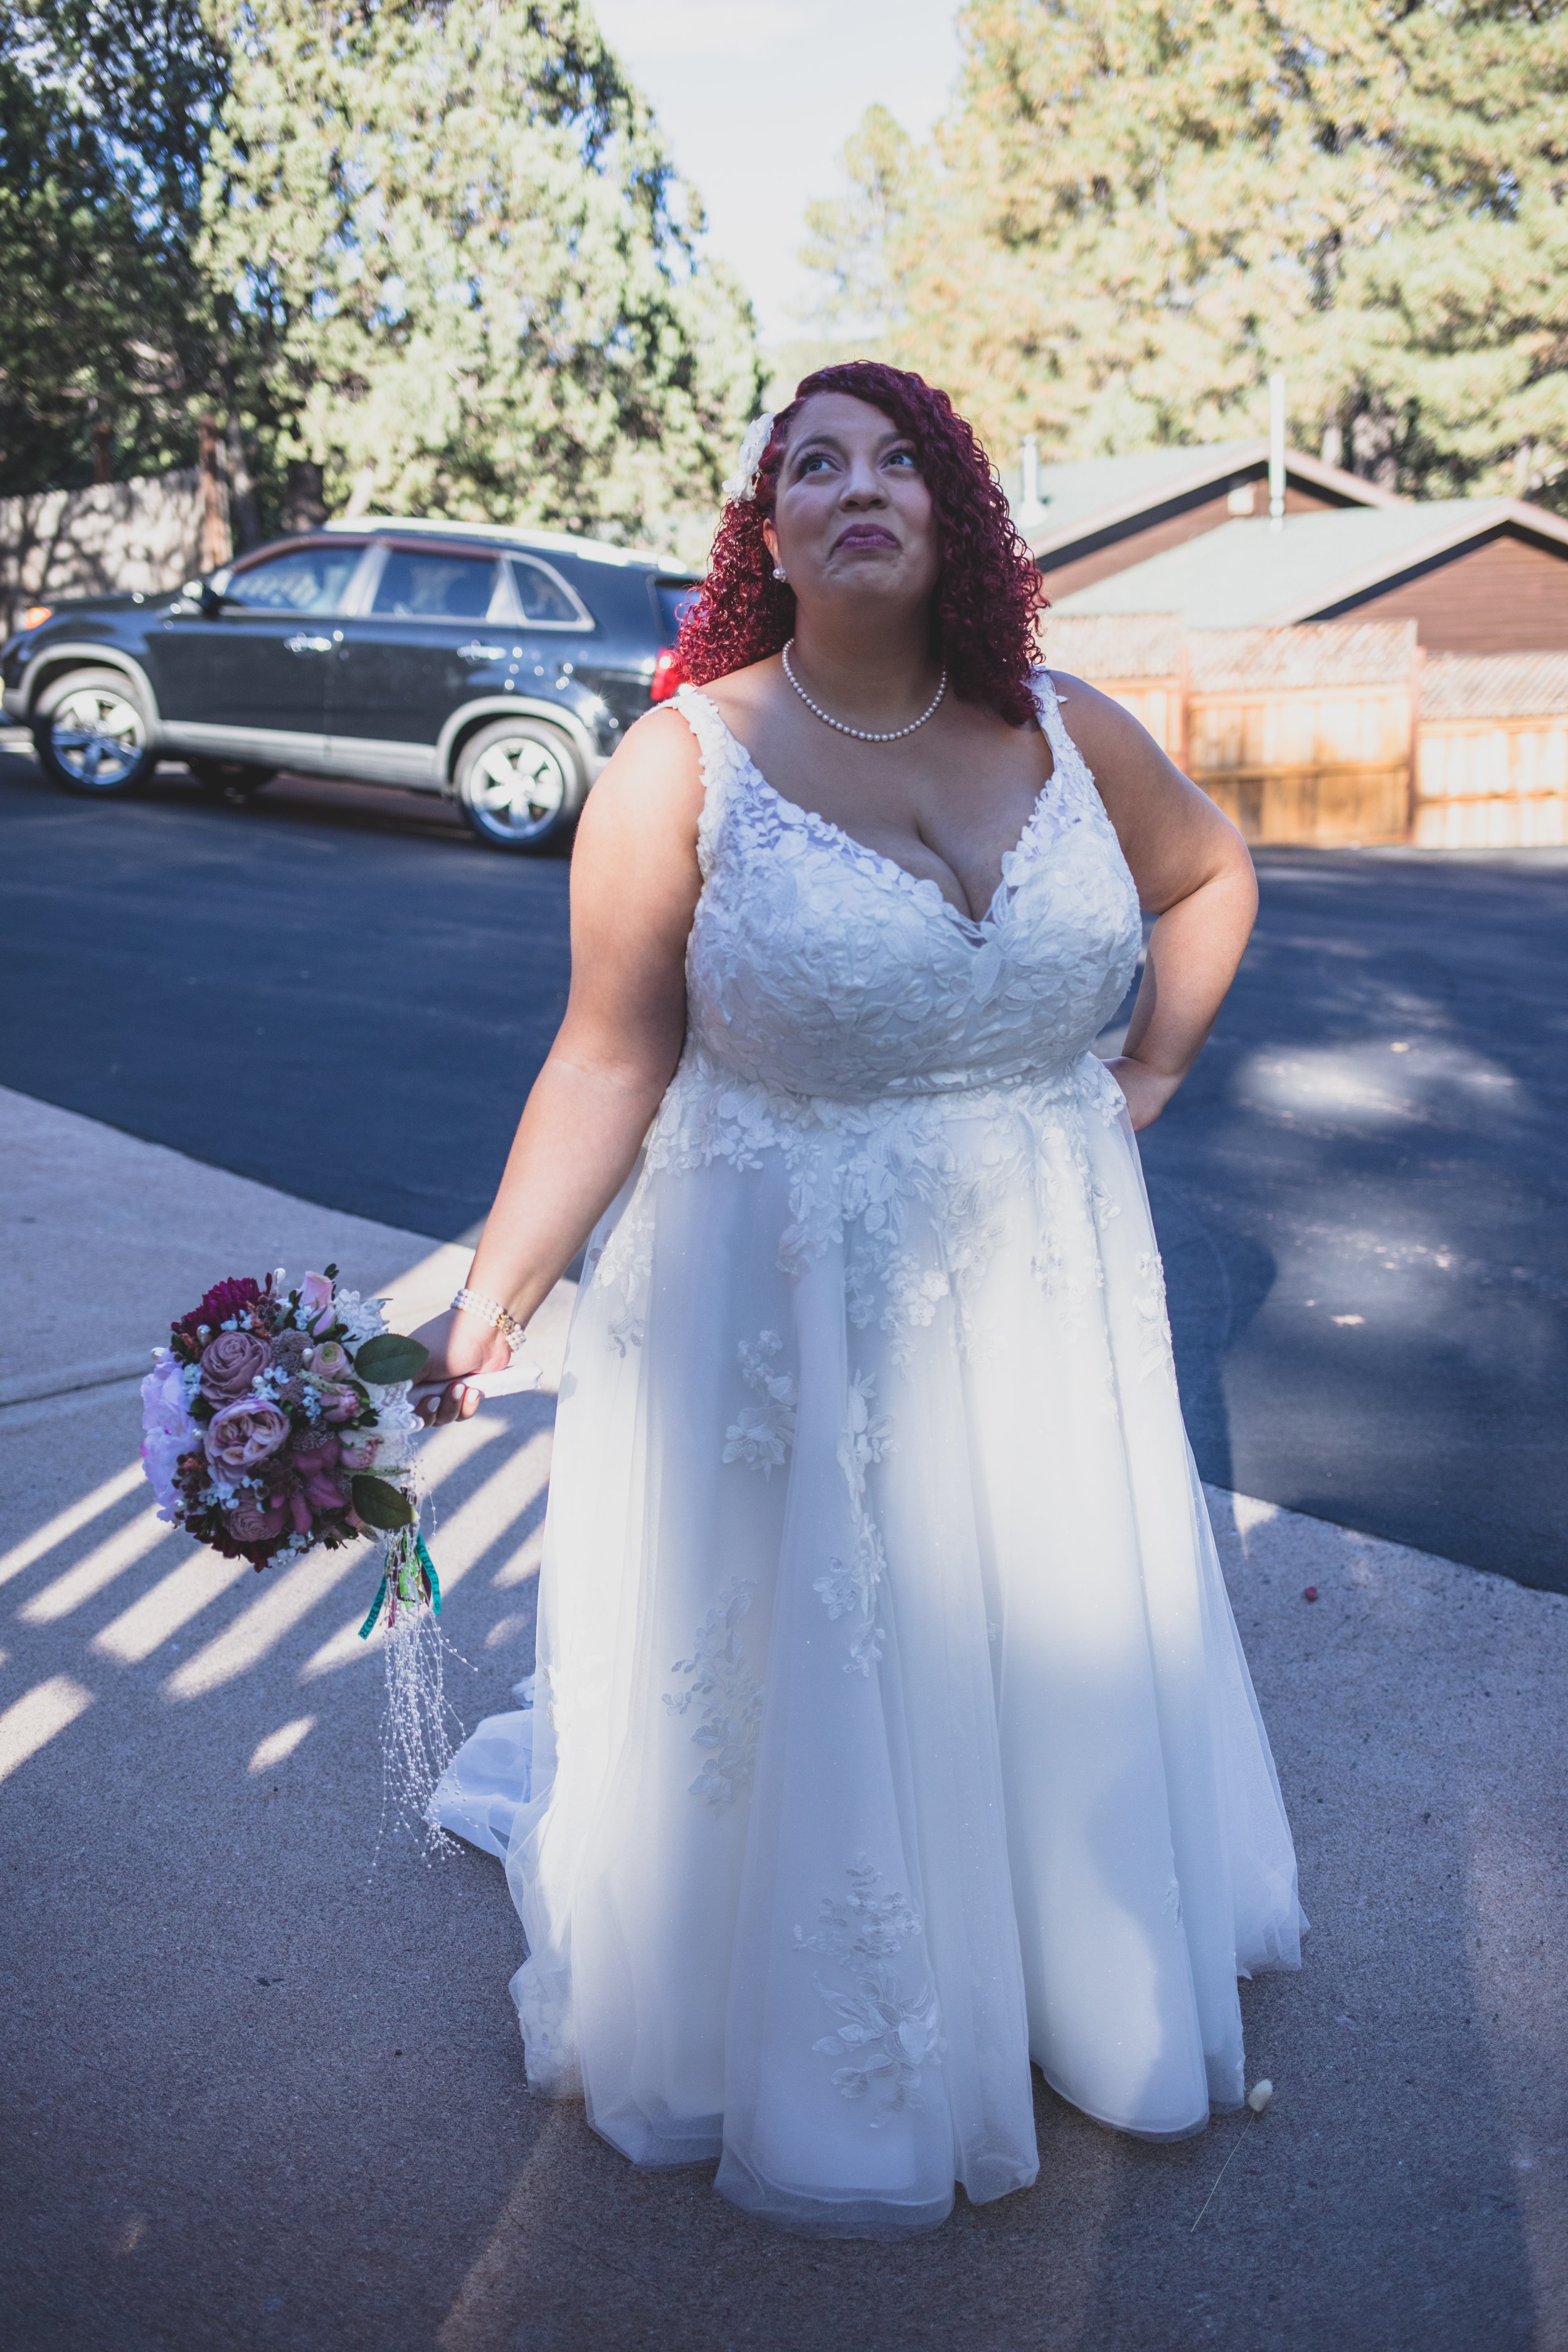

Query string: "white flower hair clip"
[[722, 411, 776, 502]]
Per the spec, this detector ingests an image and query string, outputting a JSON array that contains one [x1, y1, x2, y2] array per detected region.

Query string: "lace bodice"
[[674, 675, 1140, 1104]]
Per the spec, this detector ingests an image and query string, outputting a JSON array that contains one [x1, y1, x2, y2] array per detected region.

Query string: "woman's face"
[[764, 393, 940, 619]]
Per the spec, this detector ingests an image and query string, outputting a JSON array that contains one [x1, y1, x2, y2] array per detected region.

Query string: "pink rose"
[[298, 1272, 336, 1335], [307, 1340, 350, 1379], [339, 1434, 380, 1470], [226, 1493, 287, 1545], [316, 1383, 361, 1424], [204, 1398, 290, 1483], [199, 1328, 272, 1403]]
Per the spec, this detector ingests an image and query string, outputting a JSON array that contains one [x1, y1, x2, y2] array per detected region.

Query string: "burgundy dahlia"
[[172, 1275, 272, 1352]]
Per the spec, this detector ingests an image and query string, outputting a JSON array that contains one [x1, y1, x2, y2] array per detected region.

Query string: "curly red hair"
[[677, 361, 1042, 728]]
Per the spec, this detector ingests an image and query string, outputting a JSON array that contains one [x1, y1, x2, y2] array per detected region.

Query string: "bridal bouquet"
[[140, 1263, 436, 1606], [140, 1264, 451, 1831]]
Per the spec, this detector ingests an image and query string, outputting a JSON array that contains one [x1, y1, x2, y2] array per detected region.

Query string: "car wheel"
[[33, 667, 158, 796], [189, 756, 276, 806], [455, 718, 585, 853]]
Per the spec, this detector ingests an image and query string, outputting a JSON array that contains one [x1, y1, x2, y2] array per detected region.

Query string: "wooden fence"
[[1044, 613, 1568, 849], [1414, 654, 1568, 848]]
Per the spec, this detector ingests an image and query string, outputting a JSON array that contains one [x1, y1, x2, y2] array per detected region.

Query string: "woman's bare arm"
[[1050, 672, 1258, 1131], [412, 708, 704, 1415]]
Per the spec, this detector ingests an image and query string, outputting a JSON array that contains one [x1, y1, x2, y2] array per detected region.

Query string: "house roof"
[[1047, 499, 1568, 627], [1014, 438, 1398, 560]]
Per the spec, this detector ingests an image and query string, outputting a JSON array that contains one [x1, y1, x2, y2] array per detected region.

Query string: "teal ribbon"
[[357, 1530, 440, 1637], [357, 1573, 388, 1640], [416, 1534, 441, 1615]]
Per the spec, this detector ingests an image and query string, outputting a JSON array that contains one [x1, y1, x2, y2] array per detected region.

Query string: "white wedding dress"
[[435, 674, 1303, 2237]]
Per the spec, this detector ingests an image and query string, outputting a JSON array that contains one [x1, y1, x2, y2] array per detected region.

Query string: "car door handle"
[[285, 633, 334, 655], [457, 641, 507, 663]]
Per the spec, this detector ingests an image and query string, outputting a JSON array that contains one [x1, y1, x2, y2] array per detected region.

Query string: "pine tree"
[[201, 0, 762, 555], [805, 1, 1568, 506], [1290, 3, 1568, 499], [805, 4, 1306, 460]]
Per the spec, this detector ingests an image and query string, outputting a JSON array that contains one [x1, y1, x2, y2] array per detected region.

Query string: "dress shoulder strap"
[[670, 684, 742, 874], [1030, 665, 1073, 756], [1030, 668, 1101, 813]]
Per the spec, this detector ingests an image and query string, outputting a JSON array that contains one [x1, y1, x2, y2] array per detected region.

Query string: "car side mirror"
[[182, 567, 233, 614]]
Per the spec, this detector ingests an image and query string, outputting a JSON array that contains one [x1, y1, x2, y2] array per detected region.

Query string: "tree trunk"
[[224, 406, 262, 551], [91, 421, 112, 484], [197, 413, 233, 570], [282, 459, 327, 534]]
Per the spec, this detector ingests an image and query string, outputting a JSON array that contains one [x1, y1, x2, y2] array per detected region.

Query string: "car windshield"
[[228, 546, 362, 613], [655, 581, 698, 640], [511, 558, 586, 626], [372, 551, 499, 620]]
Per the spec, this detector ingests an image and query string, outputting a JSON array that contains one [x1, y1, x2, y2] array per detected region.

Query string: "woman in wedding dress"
[[415, 361, 1303, 2238]]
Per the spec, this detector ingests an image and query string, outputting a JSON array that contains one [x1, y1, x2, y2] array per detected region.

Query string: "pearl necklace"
[[781, 640, 948, 742]]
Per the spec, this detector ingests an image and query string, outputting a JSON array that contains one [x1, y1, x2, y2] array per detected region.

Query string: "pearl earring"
[[772, 565, 787, 581]]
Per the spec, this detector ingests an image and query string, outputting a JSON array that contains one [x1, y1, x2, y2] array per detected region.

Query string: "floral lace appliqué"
[[813, 1372, 894, 1675], [664, 1580, 762, 1807], [795, 1858, 945, 2120], [1134, 1249, 1176, 1380], [722, 1330, 798, 1475]]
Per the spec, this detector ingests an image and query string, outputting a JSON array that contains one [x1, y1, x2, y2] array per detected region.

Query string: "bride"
[[415, 361, 1303, 2238]]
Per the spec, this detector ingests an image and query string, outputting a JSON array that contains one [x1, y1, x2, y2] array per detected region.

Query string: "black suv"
[[1, 521, 697, 851]]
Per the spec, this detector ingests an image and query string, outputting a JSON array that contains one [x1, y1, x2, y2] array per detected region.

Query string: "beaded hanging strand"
[[781, 640, 948, 743]]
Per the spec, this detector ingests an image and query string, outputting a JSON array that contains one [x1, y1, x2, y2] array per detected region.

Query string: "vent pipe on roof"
[[1268, 374, 1286, 532], [1016, 434, 1046, 529]]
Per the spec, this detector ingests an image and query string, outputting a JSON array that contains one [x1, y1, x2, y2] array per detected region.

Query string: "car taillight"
[[650, 647, 685, 702], [21, 605, 53, 629]]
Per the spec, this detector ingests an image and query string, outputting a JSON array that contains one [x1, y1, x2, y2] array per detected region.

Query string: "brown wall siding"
[[1040, 482, 1334, 601], [1326, 532, 1568, 653]]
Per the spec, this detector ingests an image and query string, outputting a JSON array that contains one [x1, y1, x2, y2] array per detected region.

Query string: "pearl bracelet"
[[451, 1287, 526, 1353]]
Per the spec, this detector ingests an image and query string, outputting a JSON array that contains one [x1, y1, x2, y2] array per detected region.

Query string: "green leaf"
[[350, 1473, 415, 1531], [353, 1333, 429, 1385]]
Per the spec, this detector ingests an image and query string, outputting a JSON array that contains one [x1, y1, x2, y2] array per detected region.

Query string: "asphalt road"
[[4, 743, 1565, 1590]]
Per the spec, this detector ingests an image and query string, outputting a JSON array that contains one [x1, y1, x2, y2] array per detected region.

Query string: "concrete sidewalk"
[[2, 1084, 1564, 2351]]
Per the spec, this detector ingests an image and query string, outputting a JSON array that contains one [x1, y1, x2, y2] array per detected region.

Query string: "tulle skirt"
[[435, 1051, 1303, 2237]]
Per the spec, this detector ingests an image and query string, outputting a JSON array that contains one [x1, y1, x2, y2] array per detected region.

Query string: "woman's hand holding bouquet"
[[406, 1308, 515, 1428]]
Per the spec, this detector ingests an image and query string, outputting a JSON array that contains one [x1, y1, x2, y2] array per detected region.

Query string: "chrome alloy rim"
[[468, 734, 569, 841], [50, 682, 146, 786]]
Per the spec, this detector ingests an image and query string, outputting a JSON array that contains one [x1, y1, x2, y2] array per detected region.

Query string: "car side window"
[[655, 581, 699, 639], [371, 551, 500, 621], [510, 558, 589, 627], [227, 546, 362, 613]]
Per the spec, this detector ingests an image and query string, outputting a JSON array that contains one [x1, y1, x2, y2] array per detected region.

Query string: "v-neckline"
[[689, 690, 1059, 939]]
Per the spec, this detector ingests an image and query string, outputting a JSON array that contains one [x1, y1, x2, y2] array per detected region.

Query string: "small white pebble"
[[1247, 2080, 1274, 2115]]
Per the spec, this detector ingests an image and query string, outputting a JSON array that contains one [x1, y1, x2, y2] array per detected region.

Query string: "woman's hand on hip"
[[1106, 1056, 1183, 1133]]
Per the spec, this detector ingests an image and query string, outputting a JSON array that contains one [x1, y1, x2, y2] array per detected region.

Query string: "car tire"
[[189, 756, 276, 805], [455, 717, 586, 853], [32, 666, 159, 796]]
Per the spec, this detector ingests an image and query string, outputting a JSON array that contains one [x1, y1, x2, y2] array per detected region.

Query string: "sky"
[[593, 0, 963, 346]]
